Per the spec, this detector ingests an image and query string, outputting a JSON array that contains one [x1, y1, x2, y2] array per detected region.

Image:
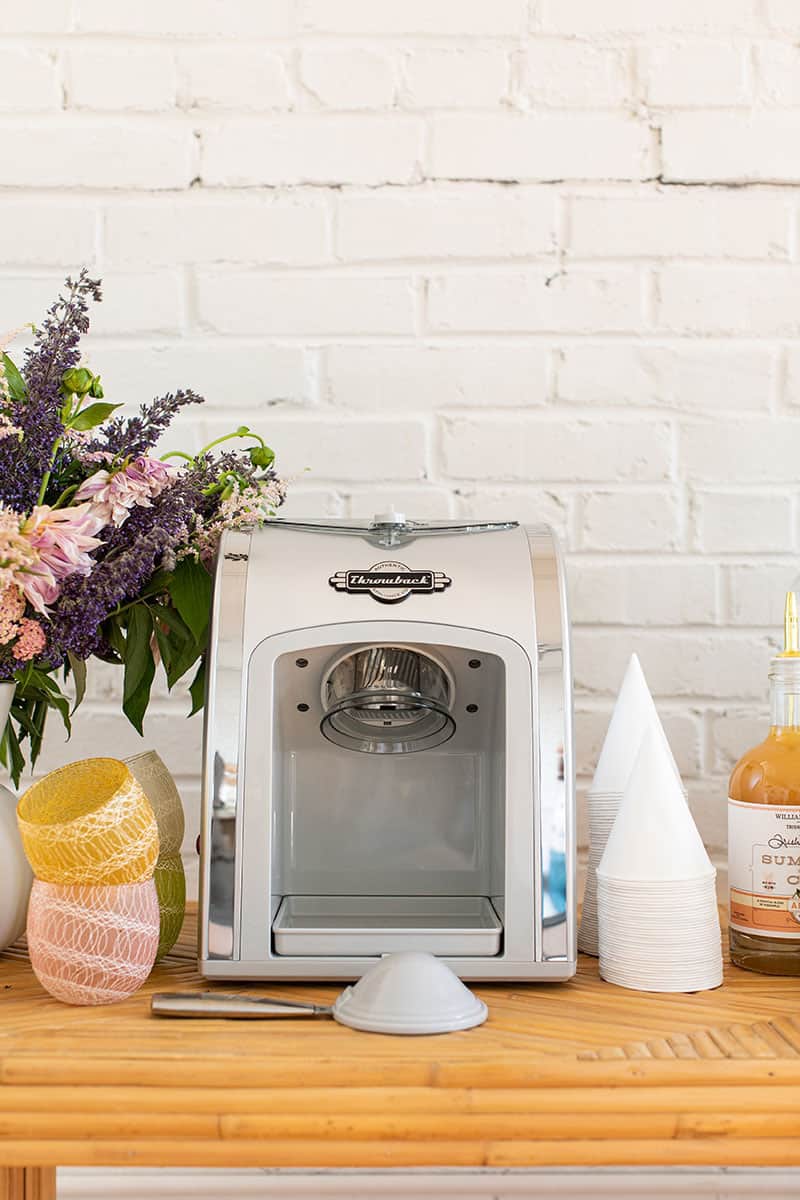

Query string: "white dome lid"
[[333, 951, 488, 1035]]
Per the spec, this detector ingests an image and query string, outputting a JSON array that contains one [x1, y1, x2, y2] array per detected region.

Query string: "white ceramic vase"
[[0, 682, 33, 950]]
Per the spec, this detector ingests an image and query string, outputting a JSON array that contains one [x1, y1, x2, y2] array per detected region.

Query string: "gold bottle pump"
[[779, 589, 800, 658]]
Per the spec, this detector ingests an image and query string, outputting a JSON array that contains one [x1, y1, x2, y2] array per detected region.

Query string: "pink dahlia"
[[20, 504, 104, 615], [75, 455, 175, 528]]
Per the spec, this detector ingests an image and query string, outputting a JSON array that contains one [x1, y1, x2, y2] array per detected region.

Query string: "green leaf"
[[69, 401, 122, 432], [166, 557, 212, 645], [2, 354, 26, 403], [4, 720, 24, 788], [122, 605, 156, 735], [66, 651, 87, 712], [188, 658, 206, 716]]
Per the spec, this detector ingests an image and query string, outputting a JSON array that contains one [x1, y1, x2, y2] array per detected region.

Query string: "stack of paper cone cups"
[[596, 731, 722, 993], [578, 653, 684, 957]]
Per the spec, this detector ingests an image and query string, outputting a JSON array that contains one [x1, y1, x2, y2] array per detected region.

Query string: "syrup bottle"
[[728, 591, 800, 974]]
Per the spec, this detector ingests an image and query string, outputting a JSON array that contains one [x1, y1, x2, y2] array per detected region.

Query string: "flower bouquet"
[[0, 271, 285, 785]]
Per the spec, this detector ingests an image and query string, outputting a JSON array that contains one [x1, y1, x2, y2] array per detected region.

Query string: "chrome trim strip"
[[199, 526, 252, 961], [524, 525, 575, 966]]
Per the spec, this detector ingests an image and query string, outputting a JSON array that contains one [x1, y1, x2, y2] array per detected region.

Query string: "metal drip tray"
[[272, 895, 502, 957]]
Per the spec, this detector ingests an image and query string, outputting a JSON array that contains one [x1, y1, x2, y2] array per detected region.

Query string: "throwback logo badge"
[[329, 560, 452, 604]]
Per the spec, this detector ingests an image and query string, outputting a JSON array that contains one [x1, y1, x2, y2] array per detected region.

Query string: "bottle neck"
[[770, 659, 800, 731]]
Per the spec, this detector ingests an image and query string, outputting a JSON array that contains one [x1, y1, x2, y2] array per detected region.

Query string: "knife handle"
[[151, 992, 331, 1019]]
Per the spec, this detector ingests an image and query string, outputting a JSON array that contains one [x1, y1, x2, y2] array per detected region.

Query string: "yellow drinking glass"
[[17, 758, 159, 886]]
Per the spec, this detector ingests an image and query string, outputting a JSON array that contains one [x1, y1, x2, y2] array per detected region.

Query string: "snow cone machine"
[[199, 514, 575, 981]]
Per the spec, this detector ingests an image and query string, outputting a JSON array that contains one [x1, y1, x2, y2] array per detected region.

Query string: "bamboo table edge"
[[2, 909, 800, 1172]]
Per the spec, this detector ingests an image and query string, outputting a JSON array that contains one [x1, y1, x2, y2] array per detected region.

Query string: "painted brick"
[[724, 563, 797, 627], [783, 347, 800, 407], [104, 195, 329, 266], [196, 272, 416, 336], [662, 113, 800, 183], [576, 704, 703, 778], [280, 488, 346, 519], [641, 42, 750, 107], [83, 342, 314, 409], [556, 343, 774, 412], [540, 0, 758, 34], [712, 712, 771, 774], [680, 420, 800, 484], [570, 561, 717, 625], [0, 278, 68, 334], [74, 0, 293, 35], [692, 490, 793, 554], [428, 268, 643, 333], [345, 487, 455, 519], [440, 416, 672, 482], [567, 192, 789, 259], [402, 50, 508, 109], [301, 51, 396, 110], [299, 0, 528, 35], [0, 48, 61, 111], [572, 630, 774, 700], [67, 49, 176, 111], [178, 49, 290, 112], [337, 186, 555, 261], [3, 0, 70, 32], [521, 42, 630, 109], [0, 122, 194, 189], [758, 42, 800, 107], [326, 344, 549, 409], [36, 704, 203, 778], [581, 489, 682, 551], [87, 271, 184, 336], [198, 415, 428, 481], [202, 117, 423, 186], [659, 266, 800, 335], [455, 488, 570, 538], [0, 200, 96, 266], [765, 1, 800, 31], [430, 114, 652, 183]]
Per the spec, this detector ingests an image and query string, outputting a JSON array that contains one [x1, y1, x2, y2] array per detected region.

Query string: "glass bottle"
[[728, 591, 800, 974]]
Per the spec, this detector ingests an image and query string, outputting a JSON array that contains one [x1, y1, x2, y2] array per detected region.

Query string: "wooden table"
[[2, 909, 800, 1198]]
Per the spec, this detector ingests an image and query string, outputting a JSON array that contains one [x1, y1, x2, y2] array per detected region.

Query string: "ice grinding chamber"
[[199, 515, 576, 981]]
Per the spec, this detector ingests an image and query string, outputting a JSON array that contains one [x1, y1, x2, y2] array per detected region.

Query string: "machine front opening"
[[268, 641, 507, 958]]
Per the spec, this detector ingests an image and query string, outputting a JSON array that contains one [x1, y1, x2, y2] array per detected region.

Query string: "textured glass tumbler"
[[17, 758, 159, 886], [125, 750, 185, 856], [153, 852, 186, 961], [27, 878, 160, 1005]]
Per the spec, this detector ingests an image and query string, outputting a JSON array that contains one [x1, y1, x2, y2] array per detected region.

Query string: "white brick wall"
[[2, 0, 798, 874]]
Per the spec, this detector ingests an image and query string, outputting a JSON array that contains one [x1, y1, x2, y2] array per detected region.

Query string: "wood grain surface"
[[1, 908, 799, 1169]]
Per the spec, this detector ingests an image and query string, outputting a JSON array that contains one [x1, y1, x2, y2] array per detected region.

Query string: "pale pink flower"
[[20, 504, 104, 615], [75, 455, 175, 528], [0, 507, 38, 592], [14, 617, 45, 662], [0, 585, 25, 645]]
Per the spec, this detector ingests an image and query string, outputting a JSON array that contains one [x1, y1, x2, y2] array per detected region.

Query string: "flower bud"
[[249, 445, 275, 470], [89, 375, 104, 399], [60, 367, 94, 397]]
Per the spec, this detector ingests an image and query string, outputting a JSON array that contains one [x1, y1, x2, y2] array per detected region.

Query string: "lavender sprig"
[[91, 389, 205, 459], [0, 271, 101, 511]]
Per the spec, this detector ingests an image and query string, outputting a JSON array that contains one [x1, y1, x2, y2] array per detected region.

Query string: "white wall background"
[[1, 0, 798, 882]]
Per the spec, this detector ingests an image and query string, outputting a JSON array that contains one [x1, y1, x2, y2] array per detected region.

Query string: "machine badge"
[[329, 560, 451, 604]]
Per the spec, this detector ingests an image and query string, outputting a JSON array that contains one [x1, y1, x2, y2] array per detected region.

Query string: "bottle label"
[[728, 798, 800, 938]]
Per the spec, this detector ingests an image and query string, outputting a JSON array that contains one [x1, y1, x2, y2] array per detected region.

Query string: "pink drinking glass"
[[27, 878, 160, 1006]]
